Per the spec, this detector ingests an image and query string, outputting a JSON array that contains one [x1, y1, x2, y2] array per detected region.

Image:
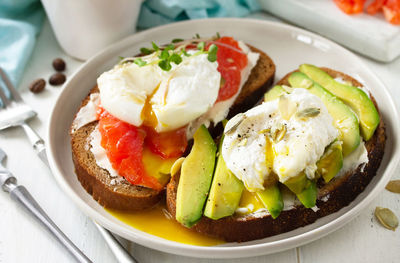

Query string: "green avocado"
[[297, 180, 318, 208], [204, 135, 244, 220], [317, 141, 343, 183], [288, 71, 360, 156], [264, 85, 286, 102], [284, 173, 317, 208], [176, 125, 217, 227], [283, 172, 308, 194], [299, 64, 380, 141], [256, 184, 284, 219]]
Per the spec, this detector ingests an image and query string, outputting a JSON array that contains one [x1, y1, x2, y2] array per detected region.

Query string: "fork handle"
[[7, 184, 92, 263], [20, 122, 49, 166]]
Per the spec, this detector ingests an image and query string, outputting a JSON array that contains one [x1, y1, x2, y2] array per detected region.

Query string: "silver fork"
[[0, 147, 91, 262], [0, 67, 137, 263]]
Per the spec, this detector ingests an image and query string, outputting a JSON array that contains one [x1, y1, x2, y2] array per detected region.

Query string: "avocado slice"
[[288, 72, 360, 156], [176, 125, 217, 227], [204, 135, 244, 220], [297, 180, 318, 208], [284, 173, 317, 208], [264, 85, 286, 102], [256, 184, 284, 219], [317, 140, 343, 183], [299, 64, 380, 141], [283, 172, 308, 194]]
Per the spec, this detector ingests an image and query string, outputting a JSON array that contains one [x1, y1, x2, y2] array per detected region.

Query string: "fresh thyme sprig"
[[119, 33, 220, 71]]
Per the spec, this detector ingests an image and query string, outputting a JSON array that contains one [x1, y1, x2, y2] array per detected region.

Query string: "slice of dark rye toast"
[[166, 68, 386, 242], [70, 44, 276, 211]]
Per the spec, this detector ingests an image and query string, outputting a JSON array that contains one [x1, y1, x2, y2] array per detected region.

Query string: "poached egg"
[[97, 51, 221, 133], [222, 88, 339, 192]]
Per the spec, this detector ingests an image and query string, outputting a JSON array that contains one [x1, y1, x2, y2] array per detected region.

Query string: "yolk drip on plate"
[[106, 148, 266, 245], [107, 147, 224, 246], [106, 204, 224, 246], [107, 188, 264, 246]]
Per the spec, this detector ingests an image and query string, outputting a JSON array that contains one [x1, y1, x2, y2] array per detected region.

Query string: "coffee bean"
[[29, 78, 46, 93], [49, 73, 66, 86], [52, 58, 66, 71]]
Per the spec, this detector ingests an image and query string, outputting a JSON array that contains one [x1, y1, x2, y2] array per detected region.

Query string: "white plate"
[[47, 18, 400, 258]]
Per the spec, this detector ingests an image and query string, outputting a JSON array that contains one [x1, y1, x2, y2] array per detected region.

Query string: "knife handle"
[[9, 184, 92, 263], [20, 122, 49, 167]]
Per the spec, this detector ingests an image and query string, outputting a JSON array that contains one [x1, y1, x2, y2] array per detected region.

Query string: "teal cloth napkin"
[[138, 0, 260, 29], [0, 0, 44, 89]]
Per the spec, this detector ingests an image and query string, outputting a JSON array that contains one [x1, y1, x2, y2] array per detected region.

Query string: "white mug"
[[41, 0, 143, 60]]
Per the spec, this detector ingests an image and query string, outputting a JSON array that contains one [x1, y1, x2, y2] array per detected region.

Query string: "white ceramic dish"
[[47, 18, 400, 258]]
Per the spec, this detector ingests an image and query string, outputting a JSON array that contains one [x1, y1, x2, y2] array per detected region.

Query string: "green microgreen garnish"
[[207, 44, 218, 62], [152, 42, 160, 51], [182, 50, 190, 57], [197, 41, 205, 51], [134, 58, 147, 67], [170, 53, 182, 64], [159, 49, 170, 60], [158, 59, 172, 71], [165, 44, 175, 50], [172, 38, 184, 43], [140, 47, 153, 55], [120, 34, 220, 71]]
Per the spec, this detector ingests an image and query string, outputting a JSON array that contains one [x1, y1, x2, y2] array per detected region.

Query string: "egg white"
[[150, 53, 221, 132], [97, 51, 220, 132]]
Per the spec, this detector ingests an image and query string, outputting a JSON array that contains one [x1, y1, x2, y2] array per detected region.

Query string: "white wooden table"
[[1, 15, 400, 263]]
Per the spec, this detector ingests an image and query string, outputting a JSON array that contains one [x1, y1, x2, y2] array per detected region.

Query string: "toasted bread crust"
[[228, 45, 275, 118], [71, 122, 163, 210], [70, 88, 163, 210], [166, 68, 386, 242], [70, 45, 275, 211]]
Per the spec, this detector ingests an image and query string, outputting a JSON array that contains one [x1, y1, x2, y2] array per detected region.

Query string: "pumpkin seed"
[[386, 180, 400, 193], [224, 113, 245, 134], [296, 107, 320, 120], [278, 95, 297, 120], [375, 207, 399, 231], [275, 125, 287, 142], [270, 123, 287, 143]]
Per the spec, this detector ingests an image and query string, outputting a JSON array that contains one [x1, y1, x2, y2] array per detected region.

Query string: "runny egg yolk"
[[142, 147, 176, 185], [141, 85, 159, 128], [265, 137, 275, 175], [238, 189, 266, 213]]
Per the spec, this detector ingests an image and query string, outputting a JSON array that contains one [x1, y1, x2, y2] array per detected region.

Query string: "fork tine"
[[0, 85, 11, 107], [0, 147, 6, 163], [0, 68, 22, 102]]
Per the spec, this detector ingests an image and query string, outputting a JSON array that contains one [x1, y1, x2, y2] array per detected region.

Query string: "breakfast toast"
[[166, 67, 386, 242], [70, 44, 276, 211]]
